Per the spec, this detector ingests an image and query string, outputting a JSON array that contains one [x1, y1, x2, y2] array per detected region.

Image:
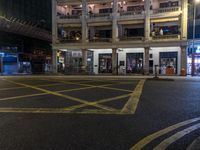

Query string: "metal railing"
[[58, 38, 82, 43], [119, 36, 144, 41], [89, 38, 112, 42], [152, 34, 180, 40], [153, 7, 180, 14], [58, 15, 81, 19], [120, 11, 144, 16], [89, 13, 111, 19]]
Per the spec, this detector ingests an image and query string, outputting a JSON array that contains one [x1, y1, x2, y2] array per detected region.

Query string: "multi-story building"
[[52, 0, 188, 75], [187, 0, 200, 76]]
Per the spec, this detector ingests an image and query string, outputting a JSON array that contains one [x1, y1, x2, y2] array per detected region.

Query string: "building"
[[52, 0, 188, 75], [0, 0, 52, 75], [187, 0, 200, 76]]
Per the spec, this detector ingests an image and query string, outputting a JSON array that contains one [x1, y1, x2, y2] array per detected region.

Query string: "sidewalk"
[[0, 74, 200, 80]]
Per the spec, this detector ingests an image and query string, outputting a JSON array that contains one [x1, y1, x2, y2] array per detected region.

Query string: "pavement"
[[0, 76, 199, 150]]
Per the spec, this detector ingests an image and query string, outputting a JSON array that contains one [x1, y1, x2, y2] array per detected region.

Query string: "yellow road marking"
[[153, 122, 200, 150], [2, 79, 117, 112], [0, 83, 115, 102], [0, 83, 62, 91], [66, 93, 132, 111], [130, 117, 200, 150], [0, 93, 48, 101], [0, 107, 126, 115], [43, 78, 133, 93], [121, 79, 145, 114]]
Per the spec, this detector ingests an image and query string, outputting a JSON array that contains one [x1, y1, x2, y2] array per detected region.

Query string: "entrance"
[[99, 54, 112, 73], [126, 53, 143, 74], [159, 52, 177, 75], [149, 60, 153, 74], [191, 53, 200, 76]]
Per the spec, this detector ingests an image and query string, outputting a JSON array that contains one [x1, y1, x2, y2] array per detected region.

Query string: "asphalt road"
[[0, 76, 199, 150]]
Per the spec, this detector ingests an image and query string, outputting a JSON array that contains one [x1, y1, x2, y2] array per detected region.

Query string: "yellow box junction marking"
[[130, 117, 200, 150], [0, 78, 138, 114], [121, 79, 145, 114], [2, 79, 117, 112], [42, 78, 133, 93]]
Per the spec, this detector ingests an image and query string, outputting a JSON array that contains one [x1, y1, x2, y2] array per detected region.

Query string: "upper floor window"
[[160, 1, 179, 8], [99, 8, 112, 14], [127, 5, 144, 12]]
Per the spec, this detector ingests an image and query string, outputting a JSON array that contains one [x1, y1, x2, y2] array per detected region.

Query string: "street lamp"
[[192, 0, 200, 76]]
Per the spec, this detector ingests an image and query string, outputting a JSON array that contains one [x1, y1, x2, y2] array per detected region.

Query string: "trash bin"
[[180, 68, 186, 76]]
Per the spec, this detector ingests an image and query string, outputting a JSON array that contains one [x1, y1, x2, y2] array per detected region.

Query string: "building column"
[[52, 0, 58, 44], [82, 49, 88, 72], [112, 0, 118, 42], [112, 48, 118, 75], [144, 0, 150, 41], [144, 47, 150, 75], [82, 0, 88, 43], [181, 46, 187, 75], [181, 0, 188, 40], [52, 49, 58, 73]]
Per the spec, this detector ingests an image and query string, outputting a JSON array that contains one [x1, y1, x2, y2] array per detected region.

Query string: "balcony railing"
[[58, 15, 81, 19], [58, 38, 82, 43], [151, 34, 180, 40], [153, 7, 180, 14], [120, 11, 144, 16], [89, 13, 111, 19], [89, 37, 112, 42], [119, 36, 144, 41]]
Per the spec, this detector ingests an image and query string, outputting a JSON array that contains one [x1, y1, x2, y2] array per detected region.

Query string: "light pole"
[[192, 0, 200, 76]]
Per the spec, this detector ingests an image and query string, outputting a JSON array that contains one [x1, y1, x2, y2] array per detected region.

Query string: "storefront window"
[[126, 53, 143, 74], [159, 52, 177, 75], [99, 54, 112, 73]]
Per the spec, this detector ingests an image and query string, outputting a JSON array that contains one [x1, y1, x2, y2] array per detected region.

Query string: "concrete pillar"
[[112, 0, 118, 42], [181, 0, 188, 40], [82, 0, 88, 43], [144, 47, 150, 75], [82, 49, 88, 68], [112, 48, 118, 75], [144, 0, 150, 41], [181, 46, 187, 75], [52, 0, 58, 44], [52, 49, 58, 73]]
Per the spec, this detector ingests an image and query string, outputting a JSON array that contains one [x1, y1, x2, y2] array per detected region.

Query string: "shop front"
[[159, 52, 178, 75], [99, 54, 112, 73], [126, 53, 143, 74]]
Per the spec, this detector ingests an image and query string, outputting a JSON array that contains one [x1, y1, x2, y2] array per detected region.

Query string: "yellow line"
[[0, 107, 125, 115], [0, 86, 25, 91], [43, 78, 133, 93], [154, 122, 200, 150], [130, 117, 200, 150], [0, 93, 48, 101], [0, 83, 62, 92], [66, 93, 132, 111], [2, 79, 117, 112], [0, 83, 114, 102], [121, 79, 145, 114]]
